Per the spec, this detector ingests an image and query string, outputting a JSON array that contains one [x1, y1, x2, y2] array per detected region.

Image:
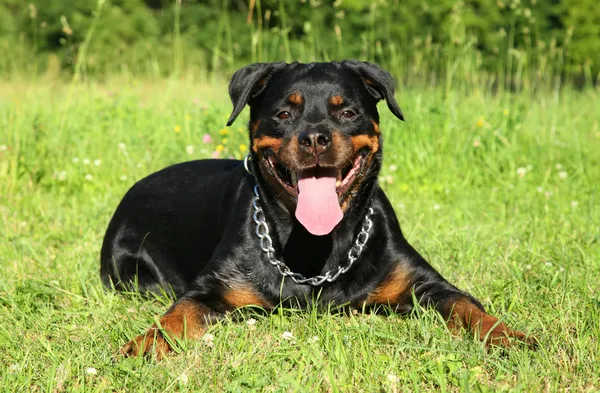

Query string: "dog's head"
[[227, 61, 403, 236]]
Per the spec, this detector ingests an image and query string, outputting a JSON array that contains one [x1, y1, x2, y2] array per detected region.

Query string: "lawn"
[[0, 78, 599, 392]]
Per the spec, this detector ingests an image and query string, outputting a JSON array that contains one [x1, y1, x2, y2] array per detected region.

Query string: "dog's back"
[[100, 159, 251, 296]]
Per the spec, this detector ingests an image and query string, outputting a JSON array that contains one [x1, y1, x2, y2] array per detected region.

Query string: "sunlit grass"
[[0, 79, 599, 392]]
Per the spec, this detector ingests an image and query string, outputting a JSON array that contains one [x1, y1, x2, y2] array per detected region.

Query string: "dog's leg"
[[365, 264, 536, 348], [437, 295, 535, 348], [120, 281, 270, 359], [120, 297, 218, 360]]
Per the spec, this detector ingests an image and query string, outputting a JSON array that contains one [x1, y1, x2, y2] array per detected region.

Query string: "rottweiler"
[[100, 61, 534, 358]]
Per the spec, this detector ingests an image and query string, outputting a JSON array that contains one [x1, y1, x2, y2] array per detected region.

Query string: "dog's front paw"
[[485, 326, 538, 349], [119, 299, 211, 360], [120, 328, 173, 360]]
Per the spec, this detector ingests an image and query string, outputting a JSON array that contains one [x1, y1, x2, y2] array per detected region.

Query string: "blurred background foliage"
[[0, 0, 598, 88]]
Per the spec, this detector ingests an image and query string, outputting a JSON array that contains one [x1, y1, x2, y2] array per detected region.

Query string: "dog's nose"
[[298, 130, 332, 155]]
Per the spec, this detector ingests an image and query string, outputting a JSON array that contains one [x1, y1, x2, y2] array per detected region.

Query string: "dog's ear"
[[226, 62, 286, 126], [342, 60, 404, 121]]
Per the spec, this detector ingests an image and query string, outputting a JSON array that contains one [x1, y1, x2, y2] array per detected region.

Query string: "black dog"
[[101, 61, 533, 358]]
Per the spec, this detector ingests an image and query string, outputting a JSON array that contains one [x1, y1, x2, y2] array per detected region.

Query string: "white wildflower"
[[178, 373, 189, 385], [85, 367, 97, 375], [570, 200, 578, 208], [246, 318, 257, 330], [120, 175, 128, 181], [93, 159, 102, 166], [84, 174, 93, 181], [82, 158, 90, 165], [387, 374, 399, 383], [516, 167, 527, 178], [558, 171, 568, 179], [282, 331, 295, 340], [0, 144, 7, 151], [185, 145, 195, 155], [72, 157, 80, 164], [203, 333, 215, 347]]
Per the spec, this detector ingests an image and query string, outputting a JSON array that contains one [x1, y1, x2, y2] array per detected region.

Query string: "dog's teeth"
[[336, 180, 341, 187]]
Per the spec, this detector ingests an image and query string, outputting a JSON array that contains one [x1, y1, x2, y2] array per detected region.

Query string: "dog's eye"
[[341, 110, 356, 119], [277, 111, 291, 120]]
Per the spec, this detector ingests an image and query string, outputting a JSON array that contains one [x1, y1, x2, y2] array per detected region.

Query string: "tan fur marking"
[[251, 119, 261, 133], [252, 136, 283, 153], [350, 134, 379, 153], [120, 299, 210, 359], [371, 119, 380, 134], [366, 266, 412, 304], [329, 95, 344, 106], [224, 287, 269, 308], [289, 93, 303, 105], [446, 298, 534, 347], [157, 300, 208, 340], [332, 132, 358, 213]]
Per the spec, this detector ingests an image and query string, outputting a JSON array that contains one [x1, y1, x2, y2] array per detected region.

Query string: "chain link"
[[251, 185, 374, 286]]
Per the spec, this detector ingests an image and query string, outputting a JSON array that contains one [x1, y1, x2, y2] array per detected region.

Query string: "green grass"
[[1, 78, 599, 392]]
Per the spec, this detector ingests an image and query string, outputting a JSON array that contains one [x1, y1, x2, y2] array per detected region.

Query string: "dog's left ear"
[[342, 60, 404, 121], [226, 62, 286, 126]]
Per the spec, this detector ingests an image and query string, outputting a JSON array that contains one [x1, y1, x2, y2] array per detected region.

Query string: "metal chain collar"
[[251, 184, 374, 286]]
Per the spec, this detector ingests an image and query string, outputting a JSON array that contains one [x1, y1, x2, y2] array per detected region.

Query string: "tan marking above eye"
[[329, 95, 344, 106], [289, 93, 303, 105]]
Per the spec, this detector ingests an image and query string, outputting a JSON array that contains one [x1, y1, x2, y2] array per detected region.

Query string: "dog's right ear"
[[226, 62, 286, 126]]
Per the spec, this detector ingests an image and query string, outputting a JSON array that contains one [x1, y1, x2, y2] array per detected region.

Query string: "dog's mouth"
[[265, 151, 366, 200], [263, 150, 368, 236]]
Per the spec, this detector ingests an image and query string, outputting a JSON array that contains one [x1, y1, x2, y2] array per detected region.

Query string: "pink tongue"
[[295, 172, 343, 236]]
